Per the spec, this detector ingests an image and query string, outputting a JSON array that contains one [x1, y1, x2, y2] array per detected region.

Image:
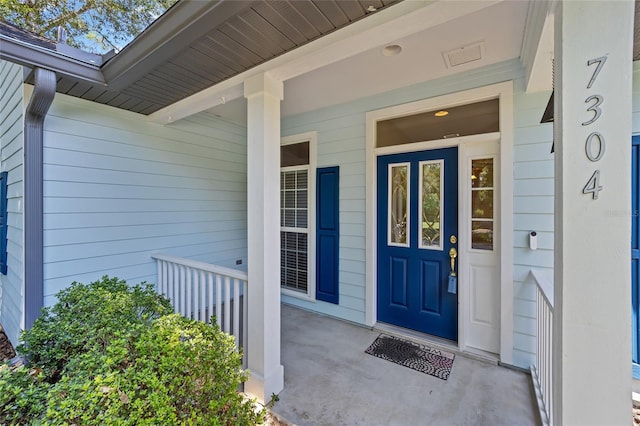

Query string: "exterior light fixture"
[[434, 110, 449, 117], [382, 44, 402, 56]]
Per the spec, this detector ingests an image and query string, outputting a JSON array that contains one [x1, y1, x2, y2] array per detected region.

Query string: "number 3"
[[582, 95, 603, 126]]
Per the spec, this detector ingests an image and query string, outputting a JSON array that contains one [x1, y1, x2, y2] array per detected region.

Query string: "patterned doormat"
[[365, 334, 455, 380]]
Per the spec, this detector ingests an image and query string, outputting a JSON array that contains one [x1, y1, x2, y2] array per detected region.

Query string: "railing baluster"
[[242, 278, 248, 368], [224, 276, 231, 334], [186, 267, 193, 320], [179, 265, 186, 316], [151, 254, 248, 370], [157, 259, 163, 295], [530, 272, 554, 426], [200, 270, 206, 322], [216, 274, 222, 329], [208, 272, 214, 324], [233, 278, 240, 348]]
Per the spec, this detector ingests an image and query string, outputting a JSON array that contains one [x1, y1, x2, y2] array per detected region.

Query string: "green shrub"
[[0, 276, 264, 425], [19, 276, 173, 382]]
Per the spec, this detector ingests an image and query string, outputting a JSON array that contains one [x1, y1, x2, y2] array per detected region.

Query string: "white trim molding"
[[280, 131, 318, 302], [365, 81, 514, 364]]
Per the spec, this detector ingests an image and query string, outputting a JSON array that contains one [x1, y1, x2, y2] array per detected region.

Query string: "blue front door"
[[632, 136, 640, 377], [377, 147, 458, 341]]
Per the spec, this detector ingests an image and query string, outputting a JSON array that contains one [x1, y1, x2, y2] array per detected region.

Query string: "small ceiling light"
[[382, 44, 402, 57], [367, 5, 377, 12], [434, 110, 449, 117]]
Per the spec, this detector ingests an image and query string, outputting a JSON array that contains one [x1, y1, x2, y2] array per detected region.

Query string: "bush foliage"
[[0, 276, 264, 425]]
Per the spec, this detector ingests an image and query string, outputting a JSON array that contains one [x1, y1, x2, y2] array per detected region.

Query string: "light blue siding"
[[282, 58, 554, 369], [42, 93, 247, 305], [512, 82, 554, 368], [0, 60, 24, 346]]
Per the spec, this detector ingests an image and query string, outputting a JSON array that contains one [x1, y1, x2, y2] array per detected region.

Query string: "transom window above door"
[[376, 99, 499, 147]]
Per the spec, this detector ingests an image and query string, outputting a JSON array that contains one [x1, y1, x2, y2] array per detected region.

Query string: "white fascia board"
[[521, 0, 554, 93], [148, 0, 505, 124]]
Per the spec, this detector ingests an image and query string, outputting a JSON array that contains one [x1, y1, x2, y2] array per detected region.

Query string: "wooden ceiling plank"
[[313, 0, 350, 27], [157, 62, 215, 88], [123, 80, 183, 104], [268, 1, 322, 41], [177, 49, 232, 81], [144, 70, 200, 94], [359, 0, 384, 10], [82, 86, 111, 102], [56, 77, 78, 93], [93, 90, 121, 104], [252, 1, 308, 45], [118, 97, 146, 111], [289, 0, 335, 33], [240, 7, 297, 51], [225, 16, 284, 57], [127, 79, 185, 103], [107, 93, 135, 108], [129, 100, 156, 114], [191, 41, 245, 75], [66, 81, 94, 98], [207, 29, 265, 67], [138, 103, 164, 115], [335, 1, 367, 22]]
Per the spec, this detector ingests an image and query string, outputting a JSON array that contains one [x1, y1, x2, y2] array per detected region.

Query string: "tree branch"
[[41, 1, 96, 33]]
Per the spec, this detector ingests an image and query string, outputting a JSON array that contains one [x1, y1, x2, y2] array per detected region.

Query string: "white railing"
[[530, 269, 554, 426], [151, 254, 248, 364]]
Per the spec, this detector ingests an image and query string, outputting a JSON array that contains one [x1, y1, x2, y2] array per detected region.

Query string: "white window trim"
[[280, 132, 317, 301]]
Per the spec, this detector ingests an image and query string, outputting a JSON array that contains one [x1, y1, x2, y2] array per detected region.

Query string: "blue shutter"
[[316, 166, 339, 304], [0, 172, 7, 275], [632, 136, 640, 377]]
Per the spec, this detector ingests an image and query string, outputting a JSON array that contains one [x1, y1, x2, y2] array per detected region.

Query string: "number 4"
[[582, 170, 603, 200]]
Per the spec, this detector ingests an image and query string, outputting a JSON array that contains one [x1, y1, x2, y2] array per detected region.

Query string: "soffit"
[[20, 0, 401, 115]]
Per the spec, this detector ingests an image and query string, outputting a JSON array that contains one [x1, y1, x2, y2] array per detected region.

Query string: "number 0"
[[585, 132, 605, 162]]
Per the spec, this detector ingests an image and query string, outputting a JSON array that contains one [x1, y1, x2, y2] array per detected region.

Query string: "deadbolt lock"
[[450, 235, 457, 244]]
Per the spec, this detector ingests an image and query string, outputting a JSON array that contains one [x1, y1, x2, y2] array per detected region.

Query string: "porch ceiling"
[[6, 0, 400, 116], [4, 0, 640, 121]]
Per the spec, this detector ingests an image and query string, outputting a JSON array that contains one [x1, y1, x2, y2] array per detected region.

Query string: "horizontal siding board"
[[514, 160, 554, 179], [514, 213, 553, 232], [44, 164, 244, 187], [41, 92, 248, 301], [0, 60, 24, 346], [44, 210, 244, 229]]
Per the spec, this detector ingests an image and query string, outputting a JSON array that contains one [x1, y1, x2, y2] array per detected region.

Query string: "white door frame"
[[364, 81, 514, 364]]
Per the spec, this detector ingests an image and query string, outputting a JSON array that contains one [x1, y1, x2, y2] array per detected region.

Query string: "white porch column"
[[553, 1, 633, 425], [243, 73, 284, 403]]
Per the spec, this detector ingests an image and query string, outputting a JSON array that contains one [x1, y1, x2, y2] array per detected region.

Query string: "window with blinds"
[[281, 142, 310, 293]]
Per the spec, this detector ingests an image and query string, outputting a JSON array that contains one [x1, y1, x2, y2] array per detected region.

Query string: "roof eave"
[[102, 0, 257, 91], [0, 34, 105, 85]]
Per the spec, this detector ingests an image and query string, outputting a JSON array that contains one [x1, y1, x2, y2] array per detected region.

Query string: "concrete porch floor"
[[272, 304, 539, 426]]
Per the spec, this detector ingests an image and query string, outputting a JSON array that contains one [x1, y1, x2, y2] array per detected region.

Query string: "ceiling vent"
[[443, 41, 485, 68]]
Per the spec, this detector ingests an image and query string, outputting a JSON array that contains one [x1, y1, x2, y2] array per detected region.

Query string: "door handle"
[[449, 247, 457, 277]]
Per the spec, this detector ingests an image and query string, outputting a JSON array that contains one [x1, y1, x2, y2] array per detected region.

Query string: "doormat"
[[365, 334, 455, 380]]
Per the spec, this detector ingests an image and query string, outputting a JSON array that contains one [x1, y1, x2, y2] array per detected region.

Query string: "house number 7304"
[[582, 56, 607, 200]]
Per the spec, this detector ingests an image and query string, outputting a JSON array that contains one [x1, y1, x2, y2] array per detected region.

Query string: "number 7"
[[587, 56, 607, 89]]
